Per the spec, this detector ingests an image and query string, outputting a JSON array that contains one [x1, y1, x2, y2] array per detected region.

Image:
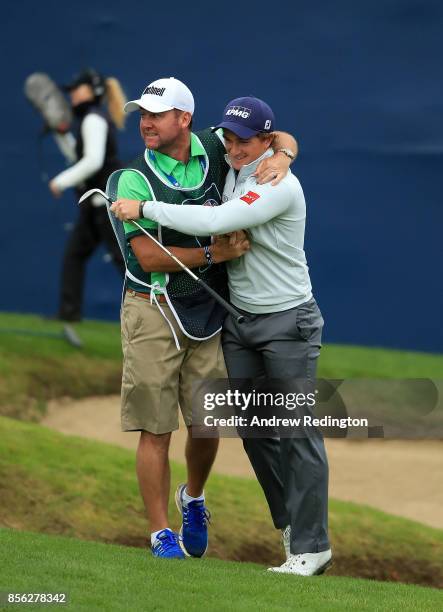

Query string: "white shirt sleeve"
[[52, 114, 108, 192], [141, 181, 293, 235]]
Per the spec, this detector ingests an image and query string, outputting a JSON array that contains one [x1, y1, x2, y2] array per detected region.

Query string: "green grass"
[[1, 311, 442, 421], [0, 416, 442, 588], [0, 312, 122, 420], [0, 529, 441, 612], [319, 343, 443, 378]]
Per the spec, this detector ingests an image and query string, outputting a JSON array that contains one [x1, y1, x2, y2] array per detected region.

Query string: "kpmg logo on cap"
[[226, 106, 251, 119], [143, 85, 166, 96]]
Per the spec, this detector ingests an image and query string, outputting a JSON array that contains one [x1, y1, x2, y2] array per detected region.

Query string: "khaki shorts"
[[120, 292, 227, 434]]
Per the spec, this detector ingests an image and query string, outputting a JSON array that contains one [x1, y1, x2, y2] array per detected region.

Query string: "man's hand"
[[49, 180, 62, 199], [111, 199, 141, 221], [254, 152, 291, 186], [211, 233, 250, 263], [226, 230, 249, 247]]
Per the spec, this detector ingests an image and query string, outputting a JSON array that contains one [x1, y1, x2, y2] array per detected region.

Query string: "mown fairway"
[[1, 529, 442, 612]]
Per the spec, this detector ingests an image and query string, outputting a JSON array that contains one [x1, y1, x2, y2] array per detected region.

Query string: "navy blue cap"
[[213, 96, 275, 138]]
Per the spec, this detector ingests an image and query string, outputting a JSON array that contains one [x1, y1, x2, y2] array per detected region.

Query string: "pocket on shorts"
[[121, 295, 142, 344], [296, 299, 324, 345]]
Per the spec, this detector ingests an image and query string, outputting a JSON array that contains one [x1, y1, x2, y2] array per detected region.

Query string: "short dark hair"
[[257, 131, 274, 143]]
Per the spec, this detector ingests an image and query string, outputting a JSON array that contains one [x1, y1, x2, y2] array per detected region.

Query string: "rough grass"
[[0, 313, 122, 420], [0, 416, 442, 588], [1, 312, 442, 421]]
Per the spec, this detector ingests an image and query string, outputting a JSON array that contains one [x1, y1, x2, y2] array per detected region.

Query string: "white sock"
[[151, 528, 172, 546], [182, 487, 205, 506]]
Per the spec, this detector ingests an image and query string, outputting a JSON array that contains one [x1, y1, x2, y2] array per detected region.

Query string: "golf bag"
[[24, 72, 72, 133]]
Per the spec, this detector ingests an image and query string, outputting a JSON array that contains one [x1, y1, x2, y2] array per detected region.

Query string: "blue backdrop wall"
[[1, 0, 442, 352]]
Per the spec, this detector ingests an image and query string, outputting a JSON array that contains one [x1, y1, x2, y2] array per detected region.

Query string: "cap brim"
[[212, 121, 260, 139], [124, 97, 174, 114]]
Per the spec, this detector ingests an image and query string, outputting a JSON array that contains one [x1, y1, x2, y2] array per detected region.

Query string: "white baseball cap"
[[124, 77, 195, 115]]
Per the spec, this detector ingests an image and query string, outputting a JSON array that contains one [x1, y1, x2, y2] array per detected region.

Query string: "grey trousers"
[[222, 297, 330, 554]]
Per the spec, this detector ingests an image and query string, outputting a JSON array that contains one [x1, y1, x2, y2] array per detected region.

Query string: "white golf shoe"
[[281, 526, 291, 560], [268, 549, 332, 576]]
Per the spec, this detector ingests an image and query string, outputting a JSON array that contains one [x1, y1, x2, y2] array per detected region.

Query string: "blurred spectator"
[[49, 68, 126, 322]]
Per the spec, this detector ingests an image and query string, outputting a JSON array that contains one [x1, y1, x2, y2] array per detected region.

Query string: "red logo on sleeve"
[[240, 191, 260, 205]]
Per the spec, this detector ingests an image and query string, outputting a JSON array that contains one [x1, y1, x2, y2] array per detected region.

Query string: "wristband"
[[203, 245, 213, 267], [138, 200, 146, 219]]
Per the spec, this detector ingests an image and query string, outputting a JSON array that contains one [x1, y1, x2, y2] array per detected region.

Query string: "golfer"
[[112, 80, 297, 560], [112, 96, 331, 575]]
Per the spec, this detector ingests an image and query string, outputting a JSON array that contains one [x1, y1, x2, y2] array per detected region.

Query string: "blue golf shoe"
[[175, 484, 211, 557], [151, 528, 185, 559]]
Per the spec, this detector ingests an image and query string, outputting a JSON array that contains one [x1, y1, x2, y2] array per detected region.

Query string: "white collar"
[[224, 148, 273, 181]]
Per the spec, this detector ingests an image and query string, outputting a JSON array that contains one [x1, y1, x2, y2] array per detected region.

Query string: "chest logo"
[[240, 191, 260, 205]]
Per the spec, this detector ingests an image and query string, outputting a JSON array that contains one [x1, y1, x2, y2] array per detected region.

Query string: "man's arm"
[[272, 132, 298, 159], [131, 233, 250, 272], [119, 170, 250, 271], [255, 131, 299, 185]]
